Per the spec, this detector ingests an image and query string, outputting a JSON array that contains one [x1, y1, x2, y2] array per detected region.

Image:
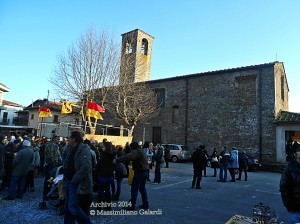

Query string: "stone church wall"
[[134, 63, 287, 162]]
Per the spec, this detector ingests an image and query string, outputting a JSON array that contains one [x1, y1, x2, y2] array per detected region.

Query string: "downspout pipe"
[[185, 78, 188, 145], [257, 71, 263, 162]]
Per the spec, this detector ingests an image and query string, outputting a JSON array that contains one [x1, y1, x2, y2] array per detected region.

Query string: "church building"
[[115, 29, 300, 165]]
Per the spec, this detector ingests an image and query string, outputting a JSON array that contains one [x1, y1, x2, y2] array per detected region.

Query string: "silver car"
[[162, 144, 194, 163]]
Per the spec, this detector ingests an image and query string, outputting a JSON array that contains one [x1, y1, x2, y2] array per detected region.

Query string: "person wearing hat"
[[113, 141, 149, 210], [4, 139, 34, 200]]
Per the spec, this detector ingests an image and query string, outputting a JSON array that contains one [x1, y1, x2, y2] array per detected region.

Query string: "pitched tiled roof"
[[2, 100, 22, 107], [275, 111, 300, 124], [0, 83, 10, 92], [24, 99, 81, 113], [148, 61, 281, 84], [24, 99, 62, 112]]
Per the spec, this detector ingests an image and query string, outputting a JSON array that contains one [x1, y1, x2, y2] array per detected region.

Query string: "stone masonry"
[[133, 62, 289, 163]]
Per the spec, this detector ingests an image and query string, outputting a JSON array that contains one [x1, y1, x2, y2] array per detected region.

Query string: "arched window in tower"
[[126, 41, 133, 54], [172, 106, 179, 123], [141, 38, 148, 55]]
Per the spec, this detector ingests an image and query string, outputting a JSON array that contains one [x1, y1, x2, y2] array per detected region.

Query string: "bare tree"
[[51, 28, 160, 136], [50, 28, 120, 134], [106, 51, 160, 136]]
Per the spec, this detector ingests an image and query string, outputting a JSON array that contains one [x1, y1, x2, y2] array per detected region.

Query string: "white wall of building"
[[0, 104, 23, 125], [276, 124, 300, 163], [28, 109, 82, 138]]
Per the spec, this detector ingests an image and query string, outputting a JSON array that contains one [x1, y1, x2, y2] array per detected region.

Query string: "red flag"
[[86, 101, 104, 120], [87, 101, 105, 112], [39, 106, 52, 118]]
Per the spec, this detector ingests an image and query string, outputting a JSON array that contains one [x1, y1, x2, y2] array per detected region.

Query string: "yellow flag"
[[86, 108, 103, 120], [61, 101, 72, 114]]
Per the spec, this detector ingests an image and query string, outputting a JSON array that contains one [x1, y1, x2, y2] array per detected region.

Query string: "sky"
[[0, 0, 299, 112]]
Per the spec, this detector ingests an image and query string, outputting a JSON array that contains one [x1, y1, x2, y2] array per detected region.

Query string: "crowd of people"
[[1, 133, 300, 223], [190, 145, 249, 189], [0, 132, 172, 223]]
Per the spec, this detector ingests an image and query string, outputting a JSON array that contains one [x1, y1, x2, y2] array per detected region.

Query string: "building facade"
[[133, 62, 289, 163], [24, 99, 82, 138], [93, 29, 299, 164]]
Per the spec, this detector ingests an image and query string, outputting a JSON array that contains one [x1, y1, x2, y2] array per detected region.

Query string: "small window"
[[126, 42, 133, 54], [2, 112, 8, 123], [53, 115, 59, 123], [75, 118, 79, 125], [155, 88, 165, 108], [141, 38, 148, 55], [31, 114, 34, 120], [172, 106, 179, 123]]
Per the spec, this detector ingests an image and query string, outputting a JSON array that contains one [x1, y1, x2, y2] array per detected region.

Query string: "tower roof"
[[121, 29, 154, 39]]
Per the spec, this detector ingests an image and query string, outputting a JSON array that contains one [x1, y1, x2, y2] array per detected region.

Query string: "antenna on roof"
[[47, 90, 49, 100]]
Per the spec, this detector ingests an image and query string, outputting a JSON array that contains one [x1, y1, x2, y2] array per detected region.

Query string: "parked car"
[[161, 144, 194, 163]]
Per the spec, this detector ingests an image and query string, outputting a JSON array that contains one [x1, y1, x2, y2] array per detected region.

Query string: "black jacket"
[[191, 149, 207, 171], [280, 160, 300, 212], [95, 150, 115, 177]]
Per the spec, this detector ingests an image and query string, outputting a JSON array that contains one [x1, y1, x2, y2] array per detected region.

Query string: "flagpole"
[[40, 117, 44, 137], [37, 116, 40, 137]]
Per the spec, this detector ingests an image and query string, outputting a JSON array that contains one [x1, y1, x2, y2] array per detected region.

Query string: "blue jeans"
[[288, 212, 300, 224], [7, 175, 26, 198], [116, 178, 123, 195], [130, 170, 149, 208], [64, 180, 92, 224], [219, 164, 228, 182]]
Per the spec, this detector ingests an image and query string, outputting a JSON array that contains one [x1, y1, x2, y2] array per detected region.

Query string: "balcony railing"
[[12, 117, 29, 126]]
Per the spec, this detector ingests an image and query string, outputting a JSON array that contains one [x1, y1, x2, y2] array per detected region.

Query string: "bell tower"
[[120, 29, 154, 84]]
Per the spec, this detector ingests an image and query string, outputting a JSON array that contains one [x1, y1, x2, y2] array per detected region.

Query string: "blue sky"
[[1, 0, 299, 112]]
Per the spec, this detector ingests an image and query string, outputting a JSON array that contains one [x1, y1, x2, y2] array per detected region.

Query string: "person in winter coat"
[[0, 135, 7, 180], [218, 146, 230, 182], [25, 140, 40, 192], [237, 151, 248, 181], [143, 141, 153, 181], [191, 145, 208, 189], [0, 139, 21, 191], [163, 145, 170, 168], [114, 141, 149, 211], [63, 131, 92, 224], [95, 141, 115, 210], [228, 148, 239, 182], [43, 135, 61, 198], [114, 146, 126, 200], [210, 148, 219, 177], [280, 148, 300, 224], [4, 140, 34, 200], [153, 143, 164, 184]]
